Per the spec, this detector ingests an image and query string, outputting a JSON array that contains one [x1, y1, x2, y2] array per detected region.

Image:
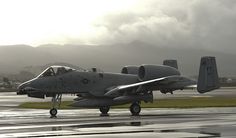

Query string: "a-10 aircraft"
[[17, 56, 219, 118]]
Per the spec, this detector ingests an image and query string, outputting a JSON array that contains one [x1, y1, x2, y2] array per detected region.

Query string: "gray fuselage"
[[20, 71, 139, 97]]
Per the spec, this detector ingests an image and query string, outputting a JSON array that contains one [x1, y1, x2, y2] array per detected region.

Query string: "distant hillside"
[[0, 43, 236, 77]]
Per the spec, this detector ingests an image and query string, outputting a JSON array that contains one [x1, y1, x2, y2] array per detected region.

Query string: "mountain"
[[0, 43, 235, 77]]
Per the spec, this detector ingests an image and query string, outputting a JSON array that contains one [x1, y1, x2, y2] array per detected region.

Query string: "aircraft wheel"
[[99, 106, 110, 114], [130, 103, 141, 116], [50, 108, 57, 118]]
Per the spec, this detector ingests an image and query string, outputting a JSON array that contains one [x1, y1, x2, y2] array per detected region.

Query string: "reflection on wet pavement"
[[1, 90, 236, 137], [0, 108, 236, 137]]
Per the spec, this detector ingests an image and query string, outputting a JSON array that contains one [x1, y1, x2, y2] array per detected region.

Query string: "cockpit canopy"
[[37, 66, 76, 78]]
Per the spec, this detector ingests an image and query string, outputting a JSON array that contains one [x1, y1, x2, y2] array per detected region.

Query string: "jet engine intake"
[[138, 65, 181, 81]]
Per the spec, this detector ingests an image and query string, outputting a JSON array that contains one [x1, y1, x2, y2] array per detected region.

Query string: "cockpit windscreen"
[[37, 66, 76, 78]]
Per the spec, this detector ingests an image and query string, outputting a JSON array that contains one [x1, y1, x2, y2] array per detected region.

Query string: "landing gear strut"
[[99, 106, 110, 116], [130, 102, 141, 116], [50, 94, 62, 118]]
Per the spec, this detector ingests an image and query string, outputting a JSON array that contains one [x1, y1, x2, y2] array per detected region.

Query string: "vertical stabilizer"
[[163, 59, 178, 69], [197, 56, 220, 93]]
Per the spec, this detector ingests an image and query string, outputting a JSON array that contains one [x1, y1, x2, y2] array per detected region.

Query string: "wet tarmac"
[[1, 108, 236, 137], [0, 88, 236, 137]]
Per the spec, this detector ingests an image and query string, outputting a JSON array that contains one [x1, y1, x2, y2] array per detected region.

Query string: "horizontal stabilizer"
[[163, 59, 178, 69]]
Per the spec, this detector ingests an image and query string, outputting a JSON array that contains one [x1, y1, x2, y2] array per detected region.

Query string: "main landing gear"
[[130, 102, 141, 116], [98, 103, 141, 116], [99, 106, 110, 116], [50, 94, 62, 118]]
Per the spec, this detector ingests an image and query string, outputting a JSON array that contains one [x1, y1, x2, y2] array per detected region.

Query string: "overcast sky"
[[0, 0, 236, 53]]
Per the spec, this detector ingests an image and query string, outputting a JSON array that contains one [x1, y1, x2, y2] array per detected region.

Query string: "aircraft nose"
[[17, 80, 32, 95], [17, 83, 27, 95]]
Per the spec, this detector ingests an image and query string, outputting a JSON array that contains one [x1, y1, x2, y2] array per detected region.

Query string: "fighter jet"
[[17, 56, 219, 118]]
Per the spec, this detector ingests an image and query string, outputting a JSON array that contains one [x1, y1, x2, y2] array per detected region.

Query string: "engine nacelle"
[[121, 66, 139, 75], [138, 65, 181, 81]]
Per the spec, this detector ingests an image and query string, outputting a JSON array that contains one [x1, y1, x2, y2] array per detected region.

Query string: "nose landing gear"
[[50, 108, 58, 117], [50, 94, 62, 118], [99, 106, 110, 116]]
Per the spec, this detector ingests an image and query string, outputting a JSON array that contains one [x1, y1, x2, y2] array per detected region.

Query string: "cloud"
[[86, 0, 236, 53]]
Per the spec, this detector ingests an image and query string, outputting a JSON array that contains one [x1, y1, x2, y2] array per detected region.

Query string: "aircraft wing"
[[104, 75, 190, 96]]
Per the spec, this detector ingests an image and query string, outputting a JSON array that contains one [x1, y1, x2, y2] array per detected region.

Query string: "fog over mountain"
[[0, 0, 236, 77], [1, 0, 236, 54], [0, 43, 235, 77], [85, 0, 236, 54]]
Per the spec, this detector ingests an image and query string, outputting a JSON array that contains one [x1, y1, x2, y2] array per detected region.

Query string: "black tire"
[[130, 103, 141, 116], [50, 108, 57, 117], [99, 106, 110, 114]]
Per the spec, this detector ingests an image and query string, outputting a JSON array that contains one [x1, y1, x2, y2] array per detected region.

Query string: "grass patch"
[[19, 97, 236, 109]]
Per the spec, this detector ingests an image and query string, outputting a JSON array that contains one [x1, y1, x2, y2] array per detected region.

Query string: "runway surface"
[[0, 88, 236, 137], [1, 108, 236, 138]]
